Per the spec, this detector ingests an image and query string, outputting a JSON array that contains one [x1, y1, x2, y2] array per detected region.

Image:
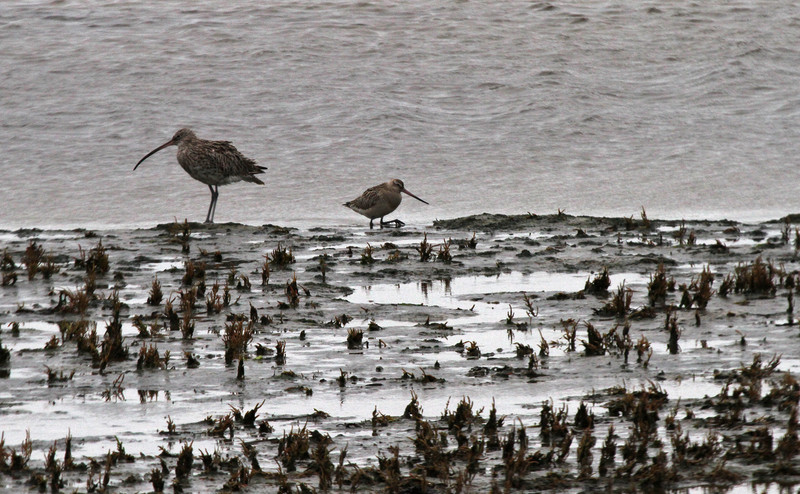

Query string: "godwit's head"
[[389, 178, 405, 192], [134, 128, 195, 170], [390, 178, 429, 205]]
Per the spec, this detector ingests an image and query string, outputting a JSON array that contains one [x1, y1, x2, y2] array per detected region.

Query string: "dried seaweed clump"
[[647, 263, 671, 306], [346, 328, 364, 349], [86, 240, 110, 275], [222, 318, 254, 364], [416, 233, 433, 262], [594, 282, 632, 317], [146, 277, 163, 306], [22, 241, 44, 280], [277, 425, 310, 472], [269, 243, 296, 268], [584, 267, 610, 295], [1, 250, 16, 286], [679, 265, 714, 309], [731, 256, 778, 296]]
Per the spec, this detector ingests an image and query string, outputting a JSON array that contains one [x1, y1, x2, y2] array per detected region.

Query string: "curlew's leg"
[[369, 218, 374, 229], [205, 185, 219, 224], [210, 185, 219, 223]]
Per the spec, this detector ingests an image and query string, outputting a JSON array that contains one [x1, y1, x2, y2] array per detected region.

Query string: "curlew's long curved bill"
[[133, 139, 176, 170], [402, 189, 429, 205]]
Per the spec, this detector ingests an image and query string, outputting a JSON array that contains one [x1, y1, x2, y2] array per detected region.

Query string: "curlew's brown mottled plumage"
[[134, 128, 266, 223], [344, 178, 429, 229]]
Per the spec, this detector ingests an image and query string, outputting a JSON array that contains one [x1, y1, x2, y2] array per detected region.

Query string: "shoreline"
[[1, 207, 798, 234]]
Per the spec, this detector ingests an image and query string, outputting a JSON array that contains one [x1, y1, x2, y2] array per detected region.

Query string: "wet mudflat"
[[1, 212, 800, 493]]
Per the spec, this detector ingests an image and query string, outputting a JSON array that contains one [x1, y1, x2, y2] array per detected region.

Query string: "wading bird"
[[344, 179, 429, 228], [134, 128, 266, 223]]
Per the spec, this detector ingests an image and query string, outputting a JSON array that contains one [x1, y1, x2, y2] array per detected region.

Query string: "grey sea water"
[[2, 0, 799, 229]]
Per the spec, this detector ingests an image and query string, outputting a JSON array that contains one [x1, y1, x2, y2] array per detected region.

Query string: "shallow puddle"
[[347, 271, 650, 306]]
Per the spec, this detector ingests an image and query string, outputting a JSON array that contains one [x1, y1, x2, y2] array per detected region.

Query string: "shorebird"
[[133, 128, 266, 223], [344, 179, 429, 229]]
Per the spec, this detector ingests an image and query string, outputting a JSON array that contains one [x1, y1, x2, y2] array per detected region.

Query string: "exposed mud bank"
[[1, 213, 800, 492]]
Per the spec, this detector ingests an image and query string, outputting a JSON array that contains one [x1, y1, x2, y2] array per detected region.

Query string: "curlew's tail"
[[243, 166, 268, 185], [244, 175, 266, 185]]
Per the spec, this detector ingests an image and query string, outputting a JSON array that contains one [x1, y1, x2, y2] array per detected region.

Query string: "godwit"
[[133, 128, 266, 223], [344, 179, 429, 229]]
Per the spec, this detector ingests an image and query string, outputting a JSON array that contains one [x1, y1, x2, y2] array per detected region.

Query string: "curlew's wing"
[[200, 140, 266, 184]]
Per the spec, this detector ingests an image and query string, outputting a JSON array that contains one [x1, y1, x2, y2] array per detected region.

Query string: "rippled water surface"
[[2, 1, 800, 229]]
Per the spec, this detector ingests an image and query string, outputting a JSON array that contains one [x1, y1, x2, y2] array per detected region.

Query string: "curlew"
[[344, 178, 429, 229], [134, 128, 266, 223]]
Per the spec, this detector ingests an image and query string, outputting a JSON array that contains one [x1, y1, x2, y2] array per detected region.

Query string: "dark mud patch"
[[431, 211, 713, 233]]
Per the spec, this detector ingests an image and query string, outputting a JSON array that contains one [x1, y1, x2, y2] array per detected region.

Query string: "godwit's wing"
[[345, 183, 385, 213]]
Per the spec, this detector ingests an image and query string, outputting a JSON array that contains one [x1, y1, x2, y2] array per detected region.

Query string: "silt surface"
[[1, 212, 800, 492]]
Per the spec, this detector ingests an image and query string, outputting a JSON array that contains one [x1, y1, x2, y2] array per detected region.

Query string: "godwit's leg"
[[369, 218, 374, 229], [380, 218, 405, 228]]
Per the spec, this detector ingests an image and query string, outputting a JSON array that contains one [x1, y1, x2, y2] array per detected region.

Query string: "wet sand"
[[1, 212, 800, 492]]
